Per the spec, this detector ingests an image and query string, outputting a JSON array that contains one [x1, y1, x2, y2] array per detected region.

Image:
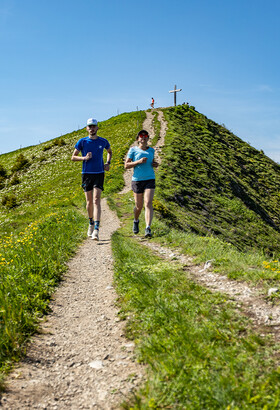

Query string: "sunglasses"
[[139, 134, 149, 138]]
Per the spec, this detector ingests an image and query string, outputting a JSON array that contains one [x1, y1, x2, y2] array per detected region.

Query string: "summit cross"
[[169, 84, 182, 106]]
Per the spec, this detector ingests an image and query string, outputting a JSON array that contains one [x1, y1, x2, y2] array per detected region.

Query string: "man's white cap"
[[87, 118, 98, 126]]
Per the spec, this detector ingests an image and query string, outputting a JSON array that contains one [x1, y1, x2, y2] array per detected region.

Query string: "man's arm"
[[104, 147, 112, 171], [71, 148, 92, 162]]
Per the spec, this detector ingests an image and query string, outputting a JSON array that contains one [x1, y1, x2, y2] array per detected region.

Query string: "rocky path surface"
[[142, 242, 280, 338]]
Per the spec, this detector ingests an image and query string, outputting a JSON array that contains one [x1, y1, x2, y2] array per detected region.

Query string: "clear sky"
[[1, 0, 280, 162]]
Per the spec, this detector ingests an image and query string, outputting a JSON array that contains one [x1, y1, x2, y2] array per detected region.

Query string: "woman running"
[[125, 129, 158, 237]]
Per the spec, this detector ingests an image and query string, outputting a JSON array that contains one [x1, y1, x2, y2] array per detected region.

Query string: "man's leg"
[[85, 190, 94, 236], [91, 187, 102, 240], [144, 189, 155, 237], [85, 190, 94, 219], [93, 187, 102, 222]]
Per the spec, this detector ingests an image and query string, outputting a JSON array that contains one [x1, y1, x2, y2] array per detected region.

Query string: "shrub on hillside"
[[39, 154, 47, 162], [0, 164, 8, 189], [9, 174, 20, 186], [2, 194, 17, 209], [0, 163, 7, 178], [11, 153, 30, 173], [53, 138, 66, 147], [42, 138, 66, 151], [153, 198, 177, 222], [42, 145, 52, 151], [0, 176, 6, 190]]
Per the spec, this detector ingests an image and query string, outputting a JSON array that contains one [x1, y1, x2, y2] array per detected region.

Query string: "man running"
[[71, 118, 112, 241]]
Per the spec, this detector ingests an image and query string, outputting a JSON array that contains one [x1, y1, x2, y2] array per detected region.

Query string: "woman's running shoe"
[[133, 220, 139, 234], [145, 227, 152, 238]]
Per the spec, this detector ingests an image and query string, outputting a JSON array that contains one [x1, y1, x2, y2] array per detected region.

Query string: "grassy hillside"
[[0, 110, 146, 379], [1, 106, 280, 407], [155, 105, 280, 255]]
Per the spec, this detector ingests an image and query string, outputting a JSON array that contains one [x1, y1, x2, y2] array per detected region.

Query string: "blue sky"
[[1, 0, 280, 162]]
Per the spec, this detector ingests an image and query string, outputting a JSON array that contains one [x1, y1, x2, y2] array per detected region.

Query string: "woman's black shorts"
[[82, 173, 105, 192], [131, 179, 155, 194]]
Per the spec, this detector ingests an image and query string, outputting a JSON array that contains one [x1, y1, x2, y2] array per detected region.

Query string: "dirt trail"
[[153, 110, 168, 165], [142, 242, 280, 338], [2, 109, 280, 409], [1, 200, 144, 409]]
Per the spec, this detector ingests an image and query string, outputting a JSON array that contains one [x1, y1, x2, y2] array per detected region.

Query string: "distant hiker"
[[150, 97, 155, 109], [71, 118, 112, 241], [125, 130, 158, 238]]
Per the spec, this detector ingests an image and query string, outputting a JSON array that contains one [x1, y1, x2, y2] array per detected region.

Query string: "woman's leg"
[[144, 189, 155, 227], [133, 192, 144, 220]]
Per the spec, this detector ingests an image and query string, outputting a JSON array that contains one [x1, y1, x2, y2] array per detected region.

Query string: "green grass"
[[0, 210, 85, 382], [112, 228, 280, 409]]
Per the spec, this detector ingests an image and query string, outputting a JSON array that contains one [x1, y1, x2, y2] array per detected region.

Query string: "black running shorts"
[[82, 173, 105, 192], [131, 179, 155, 194]]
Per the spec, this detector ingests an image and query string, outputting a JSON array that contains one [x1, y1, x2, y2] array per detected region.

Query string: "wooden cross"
[[169, 84, 182, 106]]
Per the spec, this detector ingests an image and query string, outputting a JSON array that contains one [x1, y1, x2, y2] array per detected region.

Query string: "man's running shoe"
[[87, 224, 94, 237], [145, 227, 152, 238], [133, 220, 139, 234], [92, 229, 99, 241]]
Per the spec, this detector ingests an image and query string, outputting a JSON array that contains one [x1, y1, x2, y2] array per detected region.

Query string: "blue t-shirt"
[[127, 146, 155, 181], [75, 136, 110, 174]]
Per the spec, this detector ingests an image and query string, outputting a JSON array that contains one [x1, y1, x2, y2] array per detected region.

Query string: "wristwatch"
[[106, 161, 111, 165]]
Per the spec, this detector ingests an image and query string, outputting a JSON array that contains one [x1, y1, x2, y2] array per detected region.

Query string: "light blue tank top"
[[127, 146, 155, 181]]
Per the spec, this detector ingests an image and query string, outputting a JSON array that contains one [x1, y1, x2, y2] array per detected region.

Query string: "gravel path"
[[1, 200, 144, 409]]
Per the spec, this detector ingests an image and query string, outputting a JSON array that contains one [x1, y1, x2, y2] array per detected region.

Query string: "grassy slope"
[[0, 110, 146, 379], [112, 227, 280, 409], [155, 105, 280, 255]]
